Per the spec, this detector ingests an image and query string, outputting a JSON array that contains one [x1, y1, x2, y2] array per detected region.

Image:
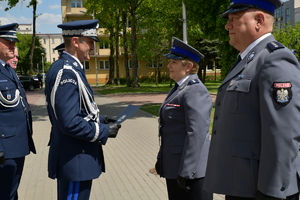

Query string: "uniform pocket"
[[225, 78, 252, 113]]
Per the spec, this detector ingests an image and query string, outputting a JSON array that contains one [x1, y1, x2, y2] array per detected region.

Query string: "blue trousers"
[[0, 157, 25, 200], [57, 179, 92, 200]]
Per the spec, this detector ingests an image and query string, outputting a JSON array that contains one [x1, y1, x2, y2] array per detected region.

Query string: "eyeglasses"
[[14, 55, 20, 59]]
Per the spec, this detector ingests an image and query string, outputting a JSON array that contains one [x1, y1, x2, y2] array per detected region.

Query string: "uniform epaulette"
[[267, 41, 284, 52], [188, 79, 200, 85]]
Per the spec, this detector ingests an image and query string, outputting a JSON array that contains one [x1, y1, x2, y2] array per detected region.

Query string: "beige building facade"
[[61, 0, 168, 84]]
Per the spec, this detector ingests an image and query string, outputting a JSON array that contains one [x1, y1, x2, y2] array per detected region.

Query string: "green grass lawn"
[[96, 80, 220, 95], [95, 80, 220, 133]]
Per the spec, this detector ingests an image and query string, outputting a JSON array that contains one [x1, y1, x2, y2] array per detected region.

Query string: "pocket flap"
[[231, 139, 260, 160], [227, 79, 251, 92]]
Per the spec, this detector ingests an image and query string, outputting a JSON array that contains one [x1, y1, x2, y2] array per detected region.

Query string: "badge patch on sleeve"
[[273, 82, 292, 106]]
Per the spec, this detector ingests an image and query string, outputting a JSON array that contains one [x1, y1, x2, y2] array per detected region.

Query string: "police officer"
[[203, 0, 300, 199], [155, 37, 212, 200], [54, 43, 65, 58], [0, 23, 36, 200], [7, 47, 19, 69], [44, 20, 121, 200]]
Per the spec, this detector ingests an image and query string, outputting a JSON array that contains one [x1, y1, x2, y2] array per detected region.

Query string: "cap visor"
[[1, 37, 20, 42], [220, 7, 250, 18], [88, 36, 100, 42], [163, 53, 185, 60]]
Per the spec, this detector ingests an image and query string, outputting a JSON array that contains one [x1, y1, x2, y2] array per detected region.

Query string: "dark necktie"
[[166, 83, 178, 99], [229, 55, 242, 73]]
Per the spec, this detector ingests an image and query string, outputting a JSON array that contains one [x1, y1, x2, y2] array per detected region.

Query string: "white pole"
[[41, 53, 45, 88], [182, 2, 188, 44]]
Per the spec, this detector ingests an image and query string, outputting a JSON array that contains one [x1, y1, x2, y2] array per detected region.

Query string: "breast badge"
[[273, 82, 292, 106]]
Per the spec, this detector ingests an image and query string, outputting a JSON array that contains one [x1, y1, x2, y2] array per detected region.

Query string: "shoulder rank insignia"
[[188, 79, 200, 85], [267, 41, 284, 52], [273, 82, 292, 106]]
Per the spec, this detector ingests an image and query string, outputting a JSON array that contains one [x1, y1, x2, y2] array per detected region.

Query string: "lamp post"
[[41, 53, 45, 88]]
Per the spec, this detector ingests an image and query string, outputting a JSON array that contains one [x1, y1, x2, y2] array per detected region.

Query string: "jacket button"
[[82, 150, 85, 153], [280, 187, 286, 191]]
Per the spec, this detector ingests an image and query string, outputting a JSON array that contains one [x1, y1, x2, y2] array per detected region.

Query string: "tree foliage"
[[273, 22, 300, 60], [16, 33, 45, 75], [4, 0, 39, 76], [84, 0, 238, 84]]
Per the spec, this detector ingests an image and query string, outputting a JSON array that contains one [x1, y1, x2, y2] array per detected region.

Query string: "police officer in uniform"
[[44, 20, 121, 200], [54, 43, 65, 58], [155, 37, 213, 200], [0, 23, 36, 200], [203, 0, 300, 199]]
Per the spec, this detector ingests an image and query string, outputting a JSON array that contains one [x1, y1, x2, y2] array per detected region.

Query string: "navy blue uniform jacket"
[[0, 62, 36, 159], [45, 52, 110, 181]]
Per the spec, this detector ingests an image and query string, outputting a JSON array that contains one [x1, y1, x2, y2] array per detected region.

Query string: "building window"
[[52, 38, 55, 44], [60, 38, 63, 43], [124, 60, 139, 69], [285, 8, 290, 24], [100, 61, 109, 70], [82, 61, 90, 70], [71, 0, 83, 8], [148, 60, 163, 68], [53, 58, 56, 62], [275, 6, 283, 18], [52, 48, 55, 53], [43, 39, 46, 44], [99, 41, 109, 49]]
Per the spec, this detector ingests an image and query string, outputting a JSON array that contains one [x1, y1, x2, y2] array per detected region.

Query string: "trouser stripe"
[[67, 181, 80, 200]]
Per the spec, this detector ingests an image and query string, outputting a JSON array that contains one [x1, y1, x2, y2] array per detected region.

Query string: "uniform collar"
[[63, 51, 84, 69], [177, 74, 191, 86], [241, 33, 271, 59], [0, 59, 5, 66]]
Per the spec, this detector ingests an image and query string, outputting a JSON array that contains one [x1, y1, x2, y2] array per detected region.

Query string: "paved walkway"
[[19, 89, 224, 200]]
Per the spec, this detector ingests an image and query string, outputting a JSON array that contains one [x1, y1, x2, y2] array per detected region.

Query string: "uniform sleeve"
[[258, 49, 300, 198], [52, 69, 109, 144], [179, 83, 212, 178]]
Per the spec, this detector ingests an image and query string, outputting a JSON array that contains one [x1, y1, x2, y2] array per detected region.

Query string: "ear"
[[255, 12, 265, 29], [186, 62, 193, 72], [72, 37, 80, 48]]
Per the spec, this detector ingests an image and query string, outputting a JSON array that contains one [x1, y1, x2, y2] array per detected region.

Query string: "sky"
[[0, 0, 62, 34]]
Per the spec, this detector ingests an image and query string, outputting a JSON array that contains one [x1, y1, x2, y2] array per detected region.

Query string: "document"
[[115, 104, 141, 123]]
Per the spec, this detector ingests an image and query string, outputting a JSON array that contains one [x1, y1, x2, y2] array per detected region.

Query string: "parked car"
[[18, 75, 40, 91], [32, 75, 39, 81]]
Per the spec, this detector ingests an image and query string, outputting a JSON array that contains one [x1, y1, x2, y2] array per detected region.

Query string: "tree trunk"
[[115, 10, 121, 86], [122, 10, 130, 87], [130, 0, 139, 87], [107, 32, 115, 85], [202, 62, 207, 84], [29, 0, 37, 76]]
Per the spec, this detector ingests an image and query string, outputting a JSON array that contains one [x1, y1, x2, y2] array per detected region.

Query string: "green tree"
[[16, 33, 45, 75], [194, 39, 220, 84], [273, 22, 300, 60], [5, 0, 39, 76]]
